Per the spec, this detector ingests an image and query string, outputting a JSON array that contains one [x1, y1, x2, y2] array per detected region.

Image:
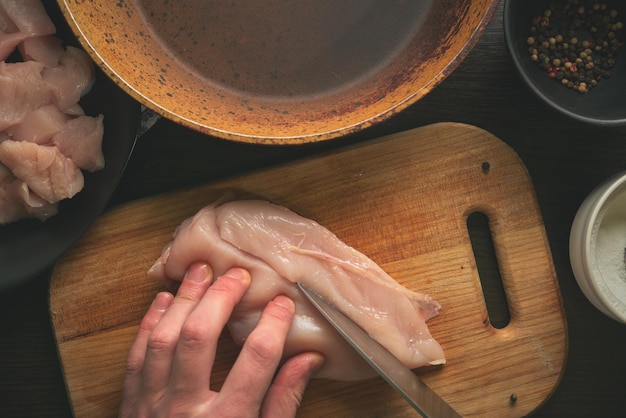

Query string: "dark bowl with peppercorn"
[[504, 0, 626, 126]]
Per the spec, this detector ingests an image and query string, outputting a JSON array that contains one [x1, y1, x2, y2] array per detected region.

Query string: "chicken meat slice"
[[0, 60, 55, 130], [51, 114, 104, 172], [8, 104, 69, 144], [149, 198, 445, 381], [0, 0, 56, 38], [0, 139, 83, 203], [42, 46, 95, 110]]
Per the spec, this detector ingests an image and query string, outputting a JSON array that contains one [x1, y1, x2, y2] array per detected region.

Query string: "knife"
[[297, 283, 461, 418]]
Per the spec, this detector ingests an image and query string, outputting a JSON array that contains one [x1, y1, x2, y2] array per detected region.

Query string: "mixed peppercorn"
[[526, 0, 623, 93]]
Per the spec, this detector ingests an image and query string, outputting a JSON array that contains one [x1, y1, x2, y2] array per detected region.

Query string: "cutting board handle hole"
[[467, 211, 511, 329]]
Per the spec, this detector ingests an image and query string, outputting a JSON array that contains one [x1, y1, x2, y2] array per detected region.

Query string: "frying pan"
[[58, 0, 499, 144]]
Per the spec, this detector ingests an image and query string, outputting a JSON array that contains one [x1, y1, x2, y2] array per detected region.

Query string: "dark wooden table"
[[2, 3, 626, 417]]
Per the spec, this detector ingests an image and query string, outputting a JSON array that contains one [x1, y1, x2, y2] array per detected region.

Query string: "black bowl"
[[0, 3, 140, 290], [504, 0, 626, 126]]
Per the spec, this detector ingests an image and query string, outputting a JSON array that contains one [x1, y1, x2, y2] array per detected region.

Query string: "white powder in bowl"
[[591, 185, 626, 314]]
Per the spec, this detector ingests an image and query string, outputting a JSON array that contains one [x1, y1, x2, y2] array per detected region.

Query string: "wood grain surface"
[[50, 123, 567, 417]]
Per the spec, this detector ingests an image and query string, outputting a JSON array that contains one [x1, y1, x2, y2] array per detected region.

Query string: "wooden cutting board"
[[50, 122, 567, 417]]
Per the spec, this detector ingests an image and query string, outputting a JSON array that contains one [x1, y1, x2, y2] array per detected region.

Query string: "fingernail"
[[152, 292, 173, 311], [223, 267, 250, 284], [147, 260, 161, 276], [147, 245, 169, 278], [185, 263, 211, 283], [308, 352, 325, 373], [272, 295, 295, 311]]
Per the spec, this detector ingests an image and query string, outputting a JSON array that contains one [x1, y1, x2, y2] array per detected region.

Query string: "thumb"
[[260, 352, 325, 418]]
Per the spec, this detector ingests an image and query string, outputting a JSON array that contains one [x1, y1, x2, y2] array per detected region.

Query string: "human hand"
[[119, 262, 324, 418]]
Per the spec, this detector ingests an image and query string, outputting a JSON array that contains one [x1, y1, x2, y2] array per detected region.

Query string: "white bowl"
[[570, 172, 626, 324]]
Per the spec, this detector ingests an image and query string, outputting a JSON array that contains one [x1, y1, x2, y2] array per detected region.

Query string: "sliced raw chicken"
[[63, 103, 86, 117], [52, 114, 105, 172], [149, 198, 446, 381], [0, 60, 55, 130], [18, 34, 64, 67], [8, 104, 69, 144], [0, 172, 57, 222], [43, 46, 95, 110], [0, 4, 18, 33], [13, 178, 58, 220], [0, 139, 83, 203], [0, 30, 25, 60], [0, 0, 105, 224], [0, 0, 56, 37]]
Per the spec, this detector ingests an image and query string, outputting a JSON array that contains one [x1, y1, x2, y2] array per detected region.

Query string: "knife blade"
[[297, 283, 461, 418]]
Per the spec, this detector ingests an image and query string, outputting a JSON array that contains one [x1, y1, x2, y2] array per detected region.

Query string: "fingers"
[[260, 352, 325, 418], [122, 261, 315, 418], [168, 267, 251, 397], [119, 291, 173, 418], [217, 295, 296, 412], [140, 262, 214, 398]]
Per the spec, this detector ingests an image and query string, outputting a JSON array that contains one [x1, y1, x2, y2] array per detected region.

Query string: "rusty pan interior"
[[59, 0, 498, 144]]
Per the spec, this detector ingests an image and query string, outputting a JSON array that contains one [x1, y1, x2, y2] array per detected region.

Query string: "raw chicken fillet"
[[149, 197, 446, 381]]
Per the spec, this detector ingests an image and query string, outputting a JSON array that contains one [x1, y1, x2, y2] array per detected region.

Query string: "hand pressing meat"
[[120, 262, 324, 418], [0, 0, 104, 224], [149, 197, 445, 381]]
